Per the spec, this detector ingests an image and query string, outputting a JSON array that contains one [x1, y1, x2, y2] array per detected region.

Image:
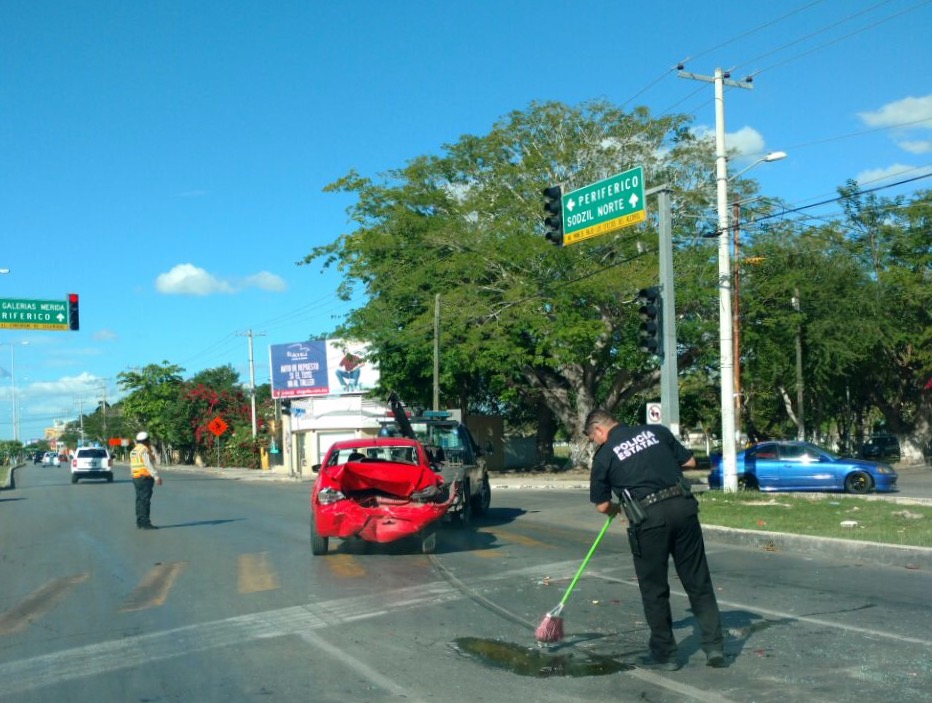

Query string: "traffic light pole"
[[645, 185, 680, 437]]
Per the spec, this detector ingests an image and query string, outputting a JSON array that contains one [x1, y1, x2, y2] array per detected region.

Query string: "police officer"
[[131, 431, 162, 530], [585, 408, 725, 670]]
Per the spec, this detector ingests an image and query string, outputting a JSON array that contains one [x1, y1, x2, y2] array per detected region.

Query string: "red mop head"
[[535, 613, 565, 643]]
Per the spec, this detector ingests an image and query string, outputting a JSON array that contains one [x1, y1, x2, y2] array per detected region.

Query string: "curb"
[[702, 524, 932, 571]]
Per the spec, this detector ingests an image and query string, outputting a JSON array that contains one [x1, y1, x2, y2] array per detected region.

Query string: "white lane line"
[[297, 629, 433, 703], [591, 570, 932, 648]]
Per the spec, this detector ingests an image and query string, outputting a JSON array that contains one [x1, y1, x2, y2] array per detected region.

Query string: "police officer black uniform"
[[585, 408, 725, 670]]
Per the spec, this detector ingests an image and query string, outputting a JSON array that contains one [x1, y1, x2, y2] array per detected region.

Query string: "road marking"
[[238, 552, 280, 593], [478, 527, 555, 549], [118, 561, 187, 612], [325, 554, 367, 578], [298, 629, 433, 703], [594, 571, 932, 647], [0, 573, 89, 635]]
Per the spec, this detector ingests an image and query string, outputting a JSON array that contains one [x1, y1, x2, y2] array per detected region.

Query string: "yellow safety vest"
[[130, 443, 153, 479]]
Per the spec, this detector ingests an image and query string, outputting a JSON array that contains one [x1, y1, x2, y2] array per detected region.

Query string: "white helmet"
[[136, 431, 149, 442]]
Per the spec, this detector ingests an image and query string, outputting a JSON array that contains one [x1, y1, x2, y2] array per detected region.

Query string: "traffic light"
[[637, 287, 662, 354], [281, 399, 291, 416], [68, 293, 79, 331], [542, 185, 564, 246]]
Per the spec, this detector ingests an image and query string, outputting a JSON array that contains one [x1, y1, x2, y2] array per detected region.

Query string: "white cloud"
[[692, 125, 768, 160], [155, 264, 286, 295], [898, 139, 932, 154], [859, 95, 932, 156], [23, 372, 107, 400], [854, 163, 931, 186], [241, 271, 287, 292], [859, 95, 932, 129], [156, 264, 235, 295], [93, 329, 118, 342]]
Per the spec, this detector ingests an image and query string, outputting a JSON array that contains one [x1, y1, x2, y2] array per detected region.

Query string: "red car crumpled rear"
[[311, 438, 454, 553]]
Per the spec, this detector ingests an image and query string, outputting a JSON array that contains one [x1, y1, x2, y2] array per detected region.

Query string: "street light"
[[3, 341, 28, 443], [731, 151, 787, 181]]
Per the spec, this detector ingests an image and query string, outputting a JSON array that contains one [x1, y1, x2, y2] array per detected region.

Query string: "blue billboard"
[[269, 339, 376, 399]]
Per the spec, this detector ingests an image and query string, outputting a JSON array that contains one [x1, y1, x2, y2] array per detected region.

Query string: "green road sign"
[[0, 297, 70, 330], [562, 166, 646, 245]]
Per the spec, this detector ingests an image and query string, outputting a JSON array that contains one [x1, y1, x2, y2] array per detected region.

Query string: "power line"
[[748, 0, 932, 77]]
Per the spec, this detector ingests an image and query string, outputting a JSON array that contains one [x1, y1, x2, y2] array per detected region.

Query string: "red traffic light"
[[68, 292, 80, 331]]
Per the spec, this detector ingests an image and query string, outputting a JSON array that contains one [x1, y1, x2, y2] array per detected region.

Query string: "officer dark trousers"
[[631, 497, 723, 659], [134, 476, 155, 527]]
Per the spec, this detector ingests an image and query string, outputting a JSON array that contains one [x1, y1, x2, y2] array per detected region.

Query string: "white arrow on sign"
[[566, 198, 576, 212], [628, 194, 639, 209], [56, 313, 65, 322]]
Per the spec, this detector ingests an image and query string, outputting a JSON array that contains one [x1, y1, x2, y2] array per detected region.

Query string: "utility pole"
[[679, 65, 753, 493], [433, 293, 440, 411], [238, 329, 267, 437], [98, 379, 110, 439], [792, 288, 805, 440], [733, 199, 742, 442]]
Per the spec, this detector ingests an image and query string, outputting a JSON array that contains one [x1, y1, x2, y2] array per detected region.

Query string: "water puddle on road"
[[453, 637, 633, 678]]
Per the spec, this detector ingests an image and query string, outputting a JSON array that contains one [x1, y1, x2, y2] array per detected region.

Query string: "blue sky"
[[2, 0, 930, 444]]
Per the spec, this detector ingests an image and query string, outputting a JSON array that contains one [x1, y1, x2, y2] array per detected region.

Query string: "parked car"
[[708, 441, 898, 494], [310, 437, 456, 555], [859, 436, 900, 460], [71, 447, 114, 483]]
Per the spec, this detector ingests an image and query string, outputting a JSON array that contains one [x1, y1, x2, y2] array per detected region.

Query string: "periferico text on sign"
[[562, 166, 646, 246]]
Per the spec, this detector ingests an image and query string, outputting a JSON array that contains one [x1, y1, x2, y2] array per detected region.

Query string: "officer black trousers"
[[631, 497, 723, 659], [133, 476, 155, 527]]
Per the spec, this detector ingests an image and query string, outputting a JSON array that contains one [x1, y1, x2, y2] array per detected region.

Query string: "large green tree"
[[301, 100, 726, 465], [116, 362, 185, 460]]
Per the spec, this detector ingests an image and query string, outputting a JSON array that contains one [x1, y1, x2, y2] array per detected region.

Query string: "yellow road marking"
[[119, 561, 187, 612], [238, 552, 280, 593], [325, 554, 367, 578], [0, 573, 89, 635], [478, 527, 554, 549]]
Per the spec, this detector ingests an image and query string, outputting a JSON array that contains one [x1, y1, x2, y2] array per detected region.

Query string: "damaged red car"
[[310, 437, 455, 555]]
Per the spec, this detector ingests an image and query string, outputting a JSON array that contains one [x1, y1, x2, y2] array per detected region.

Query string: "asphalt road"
[[1, 463, 929, 702]]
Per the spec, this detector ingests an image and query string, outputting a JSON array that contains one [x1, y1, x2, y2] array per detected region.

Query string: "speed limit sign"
[[646, 402, 662, 424]]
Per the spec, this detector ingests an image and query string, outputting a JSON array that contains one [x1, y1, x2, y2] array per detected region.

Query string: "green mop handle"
[[558, 514, 615, 608]]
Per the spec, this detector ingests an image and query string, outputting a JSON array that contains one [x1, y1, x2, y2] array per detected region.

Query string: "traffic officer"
[[131, 431, 162, 530], [585, 408, 725, 670]]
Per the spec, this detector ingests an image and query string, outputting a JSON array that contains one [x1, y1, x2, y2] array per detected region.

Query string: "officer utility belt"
[[620, 484, 687, 527], [638, 483, 685, 508]]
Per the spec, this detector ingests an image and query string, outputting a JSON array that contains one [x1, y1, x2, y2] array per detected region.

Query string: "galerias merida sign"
[[0, 298, 70, 330]]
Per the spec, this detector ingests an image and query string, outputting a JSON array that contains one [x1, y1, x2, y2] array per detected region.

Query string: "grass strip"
[[697, 491, 932, 548]]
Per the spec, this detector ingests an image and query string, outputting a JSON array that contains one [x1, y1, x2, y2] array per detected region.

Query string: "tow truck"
[[379, 392, 491, 524]]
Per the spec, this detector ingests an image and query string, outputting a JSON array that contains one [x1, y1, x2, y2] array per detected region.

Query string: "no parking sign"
[[646, 403, 662, 424]]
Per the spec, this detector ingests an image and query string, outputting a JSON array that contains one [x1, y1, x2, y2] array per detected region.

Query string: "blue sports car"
[[708, 441, 898, 494]]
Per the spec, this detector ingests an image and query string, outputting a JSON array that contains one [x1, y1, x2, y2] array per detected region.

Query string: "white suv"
[[71, 447, 114, 484]]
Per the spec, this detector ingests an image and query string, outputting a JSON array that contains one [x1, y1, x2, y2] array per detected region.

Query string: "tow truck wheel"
[[421, 531, 437, 554], [457, 481, 472, 528], [310, 510, 329, 555], [471, 477, 491, 515]]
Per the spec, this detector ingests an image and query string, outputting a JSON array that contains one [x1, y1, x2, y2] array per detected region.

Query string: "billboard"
[[269, 339, 377, 399]]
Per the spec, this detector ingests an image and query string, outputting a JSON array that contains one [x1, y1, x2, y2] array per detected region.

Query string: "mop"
[[535, 514, 615, 643]]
